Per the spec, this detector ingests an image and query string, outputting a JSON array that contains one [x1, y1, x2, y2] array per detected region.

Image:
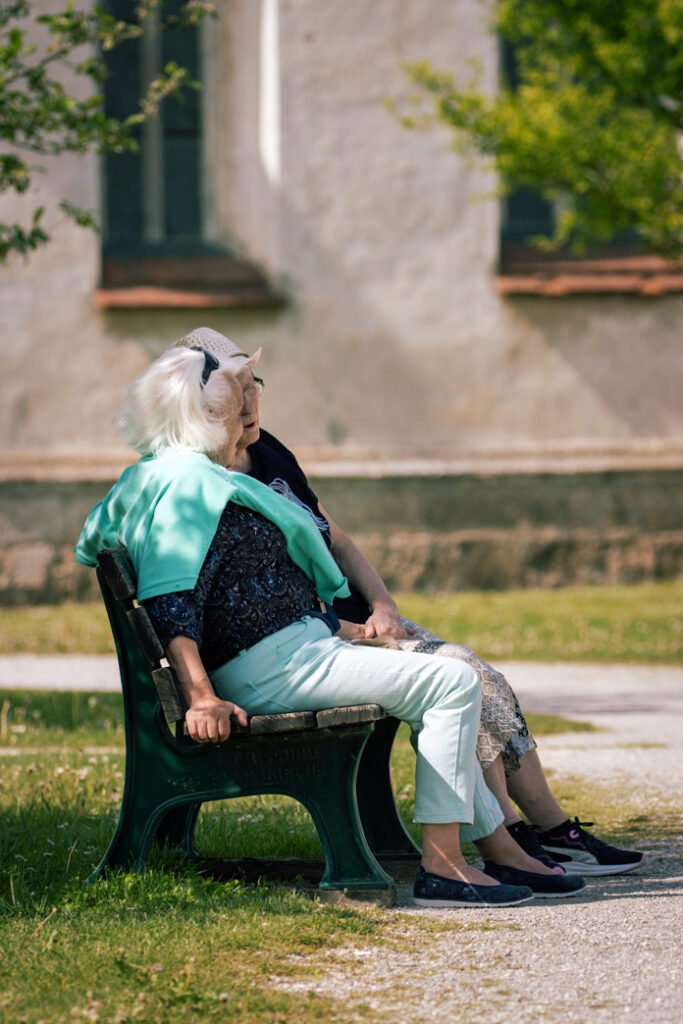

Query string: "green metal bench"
[[94, 548, 420, 904]]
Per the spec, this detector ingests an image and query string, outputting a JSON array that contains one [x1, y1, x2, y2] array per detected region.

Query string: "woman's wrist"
[[172, 668, 217, 706], [178, 679, 222, 709], [187, 690, 221, 708]]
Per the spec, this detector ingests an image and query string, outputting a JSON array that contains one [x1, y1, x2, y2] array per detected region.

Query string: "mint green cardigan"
[[75, 449, 350, 603]]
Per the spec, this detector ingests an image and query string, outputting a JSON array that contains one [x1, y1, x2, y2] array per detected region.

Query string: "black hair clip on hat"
[[188, 346, 220, 388]]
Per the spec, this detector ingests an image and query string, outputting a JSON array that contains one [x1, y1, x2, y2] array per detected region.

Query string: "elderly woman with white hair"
[[76, 343, 585, 906]]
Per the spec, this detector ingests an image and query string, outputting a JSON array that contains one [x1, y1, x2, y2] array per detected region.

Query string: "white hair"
[[117, 346, 240, 456]]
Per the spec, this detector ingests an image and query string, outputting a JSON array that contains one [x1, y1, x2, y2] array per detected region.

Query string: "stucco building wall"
[[0, 1, 681, 601], [1, 0, 681, 463]]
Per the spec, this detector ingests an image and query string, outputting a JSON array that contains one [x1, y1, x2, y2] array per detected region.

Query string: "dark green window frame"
[[102, 0, 202, 256], [98, 2, 281, 307], [499, 39, 555, 250]]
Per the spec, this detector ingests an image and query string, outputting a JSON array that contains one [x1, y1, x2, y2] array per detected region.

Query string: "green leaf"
[[58, 199, 100, 231]]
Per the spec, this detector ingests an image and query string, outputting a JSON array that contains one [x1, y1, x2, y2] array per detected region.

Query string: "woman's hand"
[[336, 619, 366, 640], [165, 636, 248, 744], [185, 695, 249, 744], [323, 506, 414, 641], [363, 602, 414, 640]]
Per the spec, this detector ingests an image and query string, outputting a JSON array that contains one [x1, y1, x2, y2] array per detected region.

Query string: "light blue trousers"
[[211, 616, 503, 841]]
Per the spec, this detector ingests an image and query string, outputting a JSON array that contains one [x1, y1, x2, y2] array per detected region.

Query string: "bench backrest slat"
[[127, 606, 166, 665], [97, 549, 137, 602], [152, 666, 186, 725]]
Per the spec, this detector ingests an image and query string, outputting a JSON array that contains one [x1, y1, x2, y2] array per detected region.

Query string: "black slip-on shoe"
[[483, 861, 586, 899], [413, 866, 534, 908], [535, 818, 646, 876]]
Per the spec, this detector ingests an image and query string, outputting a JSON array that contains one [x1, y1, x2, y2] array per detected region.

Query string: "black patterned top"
[[249, 430, 372, 622], [143, 502, 319, 670]]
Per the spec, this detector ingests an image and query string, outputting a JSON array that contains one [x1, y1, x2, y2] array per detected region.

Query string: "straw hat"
[[175, 327, 261, 370]]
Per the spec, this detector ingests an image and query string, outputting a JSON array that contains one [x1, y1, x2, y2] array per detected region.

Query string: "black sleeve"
[[144, 589, 205, 650]]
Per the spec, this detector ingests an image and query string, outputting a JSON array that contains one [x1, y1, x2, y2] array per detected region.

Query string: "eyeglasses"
[[243, 376, 264, 401]]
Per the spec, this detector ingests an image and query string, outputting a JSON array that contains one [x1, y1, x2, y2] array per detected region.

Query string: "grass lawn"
[[3, 716, 381, 1024], [0, 581, 679, 1021], [1, 581, 680, 662], [0, 705, 670, 1024], [396, 580, 683, 663]]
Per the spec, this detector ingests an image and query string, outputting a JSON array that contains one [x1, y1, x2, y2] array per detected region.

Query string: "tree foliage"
[[408, 0, 683, 257], [0, 0, 214, 263]]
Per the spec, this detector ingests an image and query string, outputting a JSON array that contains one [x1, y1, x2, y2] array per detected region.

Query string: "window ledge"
[[93, 286, 283, 310], [497, 253, 683, 296], [497, 272, 683, 296], [96, 250, 284, 309]]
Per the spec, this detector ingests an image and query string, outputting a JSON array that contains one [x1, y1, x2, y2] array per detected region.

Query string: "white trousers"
[[211, 616, 503, 841]]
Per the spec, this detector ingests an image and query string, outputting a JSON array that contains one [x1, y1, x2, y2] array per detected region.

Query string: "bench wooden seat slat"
[[316, 705, 386, 728], [248, 710, 317, 734]]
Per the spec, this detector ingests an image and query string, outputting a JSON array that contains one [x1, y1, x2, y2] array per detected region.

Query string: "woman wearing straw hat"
[[173, 326, 644, 880]]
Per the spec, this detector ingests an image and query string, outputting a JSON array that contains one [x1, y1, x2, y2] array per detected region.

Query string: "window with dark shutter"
[[498, 39, 555, 251], [98, 1, 281, 309], [102, 0, 201, 251]]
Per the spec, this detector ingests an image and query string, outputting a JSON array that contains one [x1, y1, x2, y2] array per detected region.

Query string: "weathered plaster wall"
[[1, 0, 682, 462]]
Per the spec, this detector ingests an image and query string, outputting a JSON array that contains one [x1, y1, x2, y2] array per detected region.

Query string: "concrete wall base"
[[0, 528, 681, 605], [356, 527, 683, 593], [0, 468, 681, 603]]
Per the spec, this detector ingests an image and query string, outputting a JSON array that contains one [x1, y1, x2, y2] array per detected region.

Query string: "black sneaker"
[[413, 867, 534, 908], [483, 861, 586, 899], [506, 820, 564, 871], [535, 818, 645, 876]]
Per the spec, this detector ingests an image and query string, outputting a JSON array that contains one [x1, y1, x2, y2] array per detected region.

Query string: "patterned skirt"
[[397, 618, 536, 776]]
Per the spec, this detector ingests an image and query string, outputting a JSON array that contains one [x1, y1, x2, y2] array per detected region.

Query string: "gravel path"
[[281, 853, 682, 1024], [283, 662, 683, 1023], [501, 661, 683, 799], [0, 654, 120, 691]]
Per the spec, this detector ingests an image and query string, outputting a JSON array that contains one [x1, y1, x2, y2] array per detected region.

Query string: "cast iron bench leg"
[[92, 791, 176, 877], [155, 718, 422, 867], [154, 803, 201, 860], [297, 725, 396, 904], [356, 716, 421, 860]]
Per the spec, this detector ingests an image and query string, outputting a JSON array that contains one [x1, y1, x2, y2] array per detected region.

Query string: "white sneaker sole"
[[413, 894, 535, 908], [543, 853, 646, 877]]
